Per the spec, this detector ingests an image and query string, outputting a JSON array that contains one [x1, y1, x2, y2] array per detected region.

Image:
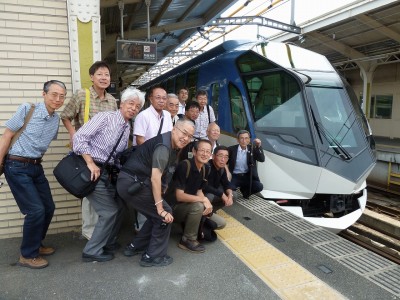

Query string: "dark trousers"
[[117, 172, 172, 258], [5, 160, 55, 258], [231, 172, 263, 198]]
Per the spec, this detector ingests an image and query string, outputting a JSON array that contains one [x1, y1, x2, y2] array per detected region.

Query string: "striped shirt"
[[73, 110, 130, 164], [60, 86, 117, 130], [6, 102, 59, 158]]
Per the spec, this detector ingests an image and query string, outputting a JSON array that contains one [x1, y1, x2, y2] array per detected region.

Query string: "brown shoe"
[[39, 246, 55, 256], [18, 256, 48, 269], [178, 238, 205, 253]]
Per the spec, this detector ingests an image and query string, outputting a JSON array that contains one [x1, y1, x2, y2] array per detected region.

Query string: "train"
[[139, 40, 377, 233]]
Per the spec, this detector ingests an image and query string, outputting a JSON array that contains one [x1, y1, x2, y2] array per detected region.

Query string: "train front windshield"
[[239, 43, 375, 182]]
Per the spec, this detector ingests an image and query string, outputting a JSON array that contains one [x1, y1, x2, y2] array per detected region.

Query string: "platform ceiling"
[[100, 0, 400, 87], [100, 0, 235, 86], [273, 0, 400, 73]]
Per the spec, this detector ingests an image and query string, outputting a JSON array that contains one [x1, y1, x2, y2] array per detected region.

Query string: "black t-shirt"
[[165, 158, 207, 205]]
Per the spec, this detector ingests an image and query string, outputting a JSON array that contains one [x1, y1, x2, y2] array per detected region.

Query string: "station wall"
[[0, 0, 81, 239], [343, 62, 400, 139]]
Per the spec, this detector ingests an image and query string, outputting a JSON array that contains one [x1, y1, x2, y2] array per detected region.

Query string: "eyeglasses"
[[215, 154, 229, 160], [197, 149, 212, 155], [176, 126, 194, 140], [47, 92, 66, 100]]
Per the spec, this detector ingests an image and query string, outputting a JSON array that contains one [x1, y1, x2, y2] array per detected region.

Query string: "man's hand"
[[202, 197, 213, 216], [253, 138, 262, 147]]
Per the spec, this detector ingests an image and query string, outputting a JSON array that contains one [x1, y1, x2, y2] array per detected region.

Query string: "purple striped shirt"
[[73, 110, 130, 164]]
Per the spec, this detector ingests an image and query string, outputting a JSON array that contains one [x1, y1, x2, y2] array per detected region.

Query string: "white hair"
[[121, 87, 145, 108], [167, 93, 179, 100]]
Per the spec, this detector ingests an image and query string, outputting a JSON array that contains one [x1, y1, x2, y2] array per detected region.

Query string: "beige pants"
[[81, 197, 98, 240]]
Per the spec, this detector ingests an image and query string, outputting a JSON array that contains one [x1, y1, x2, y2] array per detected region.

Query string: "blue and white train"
[[140, 40, 376, 232]]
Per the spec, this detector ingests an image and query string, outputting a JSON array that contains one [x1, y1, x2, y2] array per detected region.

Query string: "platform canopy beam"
[[211, 16, 301, 34]]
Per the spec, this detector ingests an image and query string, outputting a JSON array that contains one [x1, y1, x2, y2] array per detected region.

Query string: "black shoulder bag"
[[53, 130, 125, 198]]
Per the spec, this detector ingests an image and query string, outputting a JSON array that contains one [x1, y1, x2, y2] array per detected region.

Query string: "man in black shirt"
[[203, 145, 235, 229], [166, 139, 213, 253], [117, 119, 195, 267]]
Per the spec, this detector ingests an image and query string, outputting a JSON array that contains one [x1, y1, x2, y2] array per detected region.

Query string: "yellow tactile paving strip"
[[216, 210, 348, 300]]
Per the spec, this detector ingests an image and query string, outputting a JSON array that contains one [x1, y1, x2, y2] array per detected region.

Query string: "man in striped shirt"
[[73, 88, 144, 262]]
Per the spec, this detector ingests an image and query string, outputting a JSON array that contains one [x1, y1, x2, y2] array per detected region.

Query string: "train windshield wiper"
[[310, 108, 352, 161]]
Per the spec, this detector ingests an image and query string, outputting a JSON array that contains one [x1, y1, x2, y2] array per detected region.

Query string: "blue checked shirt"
[[73, 110, 130, 164], [6, 102, 60, 158]]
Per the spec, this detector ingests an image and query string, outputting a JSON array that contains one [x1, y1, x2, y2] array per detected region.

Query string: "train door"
[[210, 83, 219, 122]]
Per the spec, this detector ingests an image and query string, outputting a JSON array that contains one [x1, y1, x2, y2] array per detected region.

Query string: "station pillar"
[[358, 61, 378, 118], [67, 0, 102, 93]]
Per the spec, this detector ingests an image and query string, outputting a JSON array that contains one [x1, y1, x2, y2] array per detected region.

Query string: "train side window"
[[229, 83, 248, 133], [167, 77, 175, 93], [176, 75, 185, 93], [211, 83, 219, 121], [187, 68, 198, 100]]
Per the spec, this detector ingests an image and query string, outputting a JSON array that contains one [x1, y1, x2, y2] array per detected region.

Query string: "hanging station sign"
[[116, 40, 157, 64]]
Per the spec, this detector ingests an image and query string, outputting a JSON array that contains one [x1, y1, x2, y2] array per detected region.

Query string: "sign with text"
[[116, 40, 157, 64]]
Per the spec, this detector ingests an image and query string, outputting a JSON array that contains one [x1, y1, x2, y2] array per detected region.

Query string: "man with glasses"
[[132, 86, 173, 231], [166, 93, 180, 126], [0, 80, 67, 269], [228, 130, 265, 199], [60, 61, 117, 241], [117, 119, 195, 267], [165, 139, 213, 253], [203, 145, 235, 229], [133, 86, 172, 146]]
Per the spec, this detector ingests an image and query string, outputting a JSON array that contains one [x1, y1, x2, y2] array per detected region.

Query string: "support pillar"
[[358, 61, 378, 118], [67, 0, 102, 92]]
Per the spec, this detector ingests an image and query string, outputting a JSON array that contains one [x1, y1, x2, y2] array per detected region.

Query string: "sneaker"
[[39, 246, 55, 256], [123, 243, 142, 257], [18, 256, 48, 269], [178, 238, 205, 253], [139, 253, 173, 267]]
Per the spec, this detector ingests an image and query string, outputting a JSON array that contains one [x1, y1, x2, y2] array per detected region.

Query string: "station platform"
[[0, 196, 399, 300]]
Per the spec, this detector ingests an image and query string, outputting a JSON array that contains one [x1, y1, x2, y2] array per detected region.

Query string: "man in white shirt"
[[133, 86, 173, 146], [194, 90, 215, 139], [177, 87, 189, 117]]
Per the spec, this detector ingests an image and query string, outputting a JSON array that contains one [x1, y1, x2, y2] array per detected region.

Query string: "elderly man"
[[61, 61, 117, 241], [228, 130, 265, 199], [203, 145, 235, 229], [132, 86, 173, 230], [73, 88, 144, 262], [166, 93, 180, 125], [117, 119, 195, 267], [133, 86, 172, 146], [166, 139, 214, 253], [0, 80, 67, 269]]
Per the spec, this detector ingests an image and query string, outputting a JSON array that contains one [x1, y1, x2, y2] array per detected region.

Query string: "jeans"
[[5, 160, 55, 258]]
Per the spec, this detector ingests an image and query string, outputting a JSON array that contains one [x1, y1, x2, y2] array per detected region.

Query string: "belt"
[[234, 173, 248, 177], [7, 155, 42, 165], [94, 161, 117, 172]]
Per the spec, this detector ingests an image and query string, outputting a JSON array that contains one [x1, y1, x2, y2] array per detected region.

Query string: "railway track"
[[339, 188, 400, 264]]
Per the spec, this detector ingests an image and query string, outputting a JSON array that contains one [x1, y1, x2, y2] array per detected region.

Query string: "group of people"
[[0, 61, 265, 270]]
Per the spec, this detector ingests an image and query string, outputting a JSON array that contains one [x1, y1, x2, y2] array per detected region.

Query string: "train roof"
[[140, 40, 257, 88]]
